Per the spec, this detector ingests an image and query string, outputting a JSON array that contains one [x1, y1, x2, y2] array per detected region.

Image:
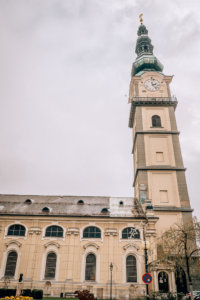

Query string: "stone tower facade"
[[128, 20, 193, 234]]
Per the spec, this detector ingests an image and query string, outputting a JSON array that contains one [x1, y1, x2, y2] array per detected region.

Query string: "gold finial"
[[139, 13, 143, 24]]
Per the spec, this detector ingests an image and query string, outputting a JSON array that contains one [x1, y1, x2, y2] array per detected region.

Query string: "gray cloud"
[[0, 0, 199, 216]]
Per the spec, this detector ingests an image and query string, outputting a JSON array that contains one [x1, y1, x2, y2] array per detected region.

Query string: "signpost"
[[142, 273, 152, 284]]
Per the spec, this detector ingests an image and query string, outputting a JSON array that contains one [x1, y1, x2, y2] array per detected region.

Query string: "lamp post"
[[143, 224, 149, 299], [110, 262, 113, 300]]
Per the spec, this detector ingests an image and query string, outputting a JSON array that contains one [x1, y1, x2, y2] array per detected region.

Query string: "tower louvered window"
[[152, 115, 161, 127], [44, 252, 57, 279], [126, 255, 137, 282], [5, 251, 18, 277]]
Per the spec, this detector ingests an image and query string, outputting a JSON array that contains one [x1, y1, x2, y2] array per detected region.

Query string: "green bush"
[[0, 289, 16, 297], [32, 289, 43, 299], [22, 289, 32, 297]]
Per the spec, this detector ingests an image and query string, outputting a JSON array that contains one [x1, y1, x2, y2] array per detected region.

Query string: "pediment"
[[6, 240, 22, 248], [83, 243, 99, 250], [123, 243, 140, 251], [44, 241, 60, 248]]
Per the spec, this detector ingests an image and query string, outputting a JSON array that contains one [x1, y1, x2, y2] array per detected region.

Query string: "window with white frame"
[[85, 253, 96, 281], [7, 224, 26, 237], [4, 251, 18, 277], [126, 255, 137, 282], [45, 226, 63, 238], [44, 252, 57, 279], [83, 226, 101, 238], [122, 227, 140, 239]]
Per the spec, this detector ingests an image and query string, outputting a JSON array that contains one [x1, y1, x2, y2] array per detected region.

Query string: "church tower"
[[129, 16, 193, 233]]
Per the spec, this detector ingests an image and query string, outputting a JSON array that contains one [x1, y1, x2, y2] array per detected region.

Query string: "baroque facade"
[[0, 19, 194, 299]]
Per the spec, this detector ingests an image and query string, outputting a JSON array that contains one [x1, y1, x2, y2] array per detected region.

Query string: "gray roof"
[[0, 194, 145, 218]]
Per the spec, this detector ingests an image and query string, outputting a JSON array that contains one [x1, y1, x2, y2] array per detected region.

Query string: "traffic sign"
[[142, 273, 152, 284]]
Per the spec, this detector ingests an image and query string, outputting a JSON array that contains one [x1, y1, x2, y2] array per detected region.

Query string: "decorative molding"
[[129, 98, 177, 128], [132, 130, 180, 153], [123, 243, 140, 251], [83, 243, 99, 250], [133, 167, 186, 187], [146, 229, 156, 237], [44, 241, 60, 248], [104, 228, 118, 236], [29, 227, 42, 235], [66, 228, 79, 236], [6, 240, 22, 248]]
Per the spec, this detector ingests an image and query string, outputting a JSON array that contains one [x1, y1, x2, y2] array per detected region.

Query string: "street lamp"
[[143, 224, 149, 299], [110, 262, 113, 300]]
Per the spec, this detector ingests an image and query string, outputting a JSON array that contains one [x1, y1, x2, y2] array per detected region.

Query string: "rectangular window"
[[156, 152, 164, 162], [139, 190, 146, 204], [160, 190, 168, 203]]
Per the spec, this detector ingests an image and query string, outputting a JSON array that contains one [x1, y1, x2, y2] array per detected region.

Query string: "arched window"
[[152, 115, 161, 127], [5, 251, 18, 277], [45, 226, 63, 238], [7, 224, 26, 236], [77, 200, 84, 205], [158, 271, 169, 293], [101, 208, 109, 213], [42, 207, 50, 213], [85, 253, 96, 281], [24, 199, 32, 204], [122, 227, 140, 239], [83, 226, 101, 238], [44, 252, 57, 279], [126, 255, 137, 282]]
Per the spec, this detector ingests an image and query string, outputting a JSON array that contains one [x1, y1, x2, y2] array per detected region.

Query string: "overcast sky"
[[0, 0, 199, 216]]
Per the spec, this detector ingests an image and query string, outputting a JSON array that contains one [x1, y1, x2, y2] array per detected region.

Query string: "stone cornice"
[[153, 206, 193, 212], [133, 166, 186, 187], [129, 98, 178, 128], [132, 130, 180, 153]]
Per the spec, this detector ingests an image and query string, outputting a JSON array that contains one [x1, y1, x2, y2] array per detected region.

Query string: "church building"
[[0, 18, 194, 299]]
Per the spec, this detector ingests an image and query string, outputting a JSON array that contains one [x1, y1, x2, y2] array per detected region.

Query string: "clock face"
[[144, 77, 160, 91]]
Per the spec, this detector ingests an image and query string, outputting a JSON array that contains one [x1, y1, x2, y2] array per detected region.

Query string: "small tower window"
[[119, 201, 124, 206], [152, 115, 161, 127], [77, 200, 84, 205]]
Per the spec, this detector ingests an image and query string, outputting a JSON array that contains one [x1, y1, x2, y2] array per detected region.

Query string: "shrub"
[[32, 289, 43, 299], [22, 289, 32, 297], [0, 289, 16, 297], [75, 290, 96, 300]]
